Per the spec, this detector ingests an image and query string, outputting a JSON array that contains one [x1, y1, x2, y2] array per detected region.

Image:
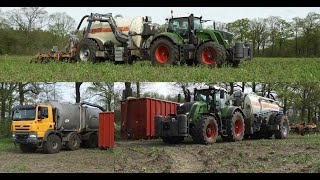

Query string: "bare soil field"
[[113, 134, 320, 173], [1, 134, 320, 173]]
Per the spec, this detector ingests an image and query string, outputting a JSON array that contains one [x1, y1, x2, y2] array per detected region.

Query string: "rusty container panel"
[[120, 97, 178, 140], [98, 112, 114, 149]]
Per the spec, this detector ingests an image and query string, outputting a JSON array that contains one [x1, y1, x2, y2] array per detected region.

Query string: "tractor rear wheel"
[[222, 111, 245, 142], [43, 134, 62, 154], [150, 38, 179, 66], [65, 133, 81, 151], [76, 39, 99, 63], [274, 115, 289, 139], [196, 41, 227, 68], [191, 115, 218, 145]]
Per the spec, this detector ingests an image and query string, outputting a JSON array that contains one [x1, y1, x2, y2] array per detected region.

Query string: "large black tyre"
[[196, 41, 227, 68], [274, 115, 289, 139], [65, 133, 81, 151], [191, 115, 218, 145], [150, 37, 179, 66], [75, 39, 99, 63], [162, 137, 184, 144], [19, 144, 37, 153], [222, 111, 245, 142], [43, 134, 62, 154], [83, 133, 98, 148]]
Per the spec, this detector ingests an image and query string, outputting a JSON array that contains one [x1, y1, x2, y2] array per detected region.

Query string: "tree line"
[[0, 7, 319, 57]]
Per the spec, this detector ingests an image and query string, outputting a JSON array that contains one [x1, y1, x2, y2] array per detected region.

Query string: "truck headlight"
[[12, 133, 15, 138], [29, 133, 37, 138]]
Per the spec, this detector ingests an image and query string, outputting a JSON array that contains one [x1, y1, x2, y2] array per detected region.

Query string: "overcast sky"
[[1, 7, 320, 26]]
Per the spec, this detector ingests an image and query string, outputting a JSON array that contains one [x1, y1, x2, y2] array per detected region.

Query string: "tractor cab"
[[193, 86, 228, 112], [166, 14, 202, 43]]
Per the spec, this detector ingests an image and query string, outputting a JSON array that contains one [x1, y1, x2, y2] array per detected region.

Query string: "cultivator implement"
[[30, 52, 75, 63], [30, 35, 79, 63]]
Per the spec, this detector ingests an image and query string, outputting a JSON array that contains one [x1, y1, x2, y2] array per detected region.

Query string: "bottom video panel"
[[1, 82, 319, 172]]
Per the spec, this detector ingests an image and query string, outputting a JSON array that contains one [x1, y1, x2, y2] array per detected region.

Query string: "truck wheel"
[[222, 111, 245, 142], [19, 144, 37, 153], [84, 133, 98, 148], [43, 134, 62, 154], [192, 115, 218, 145], [274, 115, 289, 139], [196, 41, 227, 68], [75, 39, 98, 63], [150, 37, 179, 66], [65, 133, 81, 151]]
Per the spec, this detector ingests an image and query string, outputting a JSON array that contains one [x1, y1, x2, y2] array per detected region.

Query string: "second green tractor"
[[150, 13, 253, 67]]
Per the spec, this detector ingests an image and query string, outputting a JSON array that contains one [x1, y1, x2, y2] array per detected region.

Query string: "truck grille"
[[15, 125, 30, 131], [15, 133, 29, 140]]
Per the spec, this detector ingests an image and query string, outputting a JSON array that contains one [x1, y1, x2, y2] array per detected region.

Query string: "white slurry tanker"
[[231, 91, 289, 139], [31, 13, 155, 63]]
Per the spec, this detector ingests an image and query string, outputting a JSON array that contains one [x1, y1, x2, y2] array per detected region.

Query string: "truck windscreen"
[[12, 109, 36, 121]]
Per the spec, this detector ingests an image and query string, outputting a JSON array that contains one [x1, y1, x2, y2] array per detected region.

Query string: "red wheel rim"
[[206, 123, 215, 139], [155, 46, 169, 63], [201, 48, 217, 64], [235, 118, 243, 136]]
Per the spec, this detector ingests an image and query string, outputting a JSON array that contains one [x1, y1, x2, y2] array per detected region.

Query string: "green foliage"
[[0, 56, 319, 82]]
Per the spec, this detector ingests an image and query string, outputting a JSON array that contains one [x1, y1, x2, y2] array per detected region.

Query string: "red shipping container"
[[98, 112, 114, 149], [120, 97, 178, 140]]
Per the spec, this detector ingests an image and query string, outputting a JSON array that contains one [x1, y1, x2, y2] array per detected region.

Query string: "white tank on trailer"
[[88, 16, 149, 48], [242, 93, 280, 118]]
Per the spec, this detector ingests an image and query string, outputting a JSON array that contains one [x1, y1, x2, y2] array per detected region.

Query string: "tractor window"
[[194, 18, 202, 29], [194, 90, 213, 102], [168, 18, 189, 34]]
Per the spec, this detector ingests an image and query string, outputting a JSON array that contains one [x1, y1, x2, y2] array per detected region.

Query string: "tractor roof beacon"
[[149, 12, 253, 67]]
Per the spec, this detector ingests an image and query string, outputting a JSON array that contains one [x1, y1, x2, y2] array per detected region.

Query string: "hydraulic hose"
[[80, 101, 106, 112], [75, 15, 89, 34]]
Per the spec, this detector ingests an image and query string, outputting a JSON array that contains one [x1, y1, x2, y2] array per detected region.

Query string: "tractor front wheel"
[[150, 38, 179, 66], [222, 111, 245, 142], [196, 42, 226, 68]]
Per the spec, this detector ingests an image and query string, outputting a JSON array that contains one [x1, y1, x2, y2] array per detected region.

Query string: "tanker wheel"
[[150, 37, 179, 66], [274, 115, 289, 139], [43, 134, 62, 154], [84, 133, 98, 148], [196, 41, 227, 68], [222, 111, 245, 142], [192, 115, 218, 145], [65, 133, 81, 151], [75, 39, 98, 63], [19, 144, 37, 153], [162, 137, 184, 144]]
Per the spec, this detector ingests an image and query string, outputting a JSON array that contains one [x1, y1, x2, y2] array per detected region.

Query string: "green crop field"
[[0, 55, 319, 82]]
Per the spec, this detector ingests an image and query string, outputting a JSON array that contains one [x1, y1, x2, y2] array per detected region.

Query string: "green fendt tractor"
[[155, 86, 289, 144], [155, 87, 246, 144], [149, 13, 253, 67]]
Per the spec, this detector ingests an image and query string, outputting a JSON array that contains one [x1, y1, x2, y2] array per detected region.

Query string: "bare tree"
[[86, 82, 114, 111], [7, 7, 48, 31]]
